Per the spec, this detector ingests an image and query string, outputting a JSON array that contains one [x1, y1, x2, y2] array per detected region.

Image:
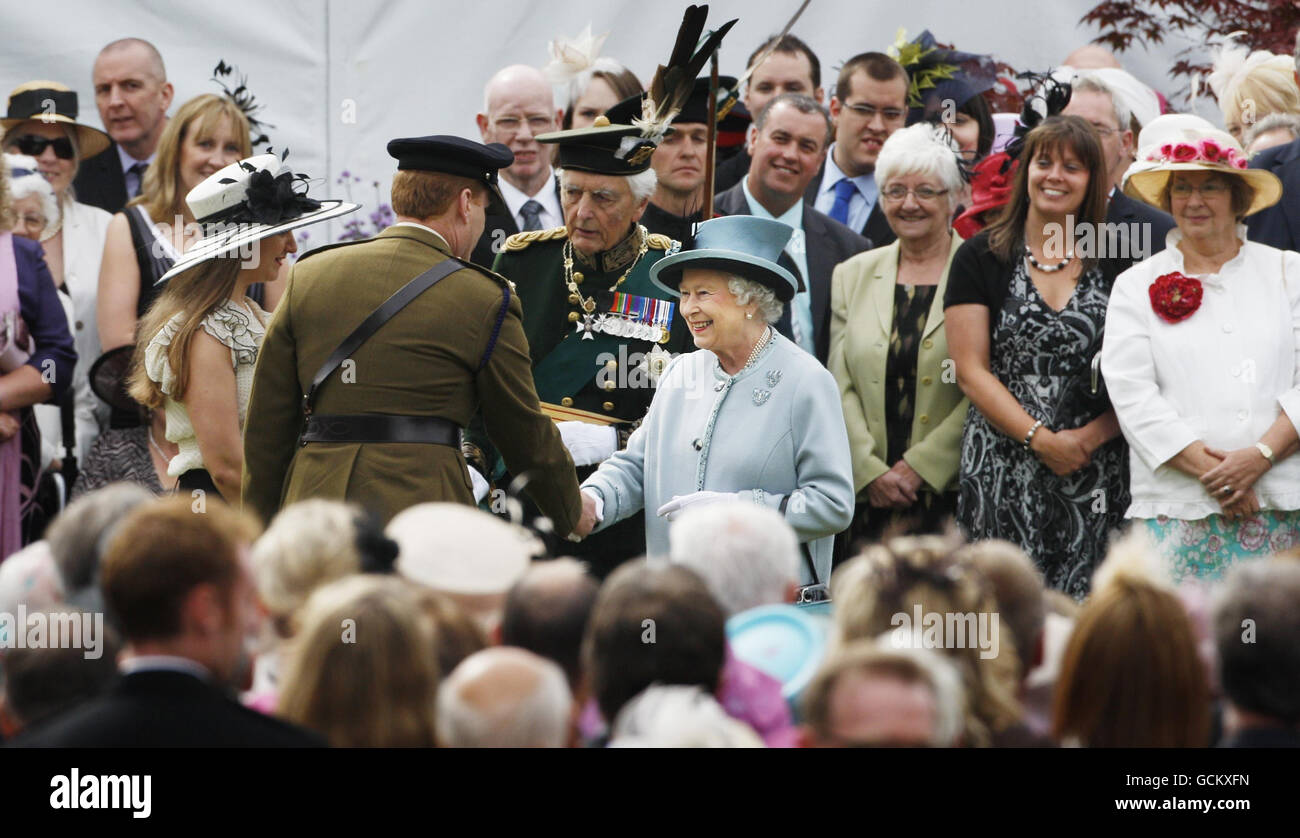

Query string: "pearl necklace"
[[741, 326, 773, 372], [1024, 243, 1073, 273]]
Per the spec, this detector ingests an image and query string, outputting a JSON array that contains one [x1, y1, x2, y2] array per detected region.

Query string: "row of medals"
[[573, 310, 670, 343]]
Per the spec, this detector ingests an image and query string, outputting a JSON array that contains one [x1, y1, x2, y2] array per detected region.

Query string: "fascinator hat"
[[157, 151, 359, 284], [889, 29, 999, 125], [1122, 114, 1281, 217]]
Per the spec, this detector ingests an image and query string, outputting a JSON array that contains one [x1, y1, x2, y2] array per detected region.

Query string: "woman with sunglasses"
[[2, 81, 115, 459]]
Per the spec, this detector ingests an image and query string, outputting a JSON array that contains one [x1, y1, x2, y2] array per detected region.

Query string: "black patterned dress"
[[957, 260, 1130, 598]]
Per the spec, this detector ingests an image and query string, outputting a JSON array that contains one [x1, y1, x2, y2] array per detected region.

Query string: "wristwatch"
[[1255, 441, 1275, 466]]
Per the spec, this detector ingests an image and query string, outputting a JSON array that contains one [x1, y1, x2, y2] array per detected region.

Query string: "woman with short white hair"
[[581, 215, 854, 595], [829, 123, 969, 553]]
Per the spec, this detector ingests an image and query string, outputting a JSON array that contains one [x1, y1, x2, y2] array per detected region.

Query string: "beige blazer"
[[828, 235, 969, 496]]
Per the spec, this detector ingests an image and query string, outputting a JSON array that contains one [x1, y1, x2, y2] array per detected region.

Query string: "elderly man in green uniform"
[[481, 115, 692, 574], [242, 135, 597, 539]]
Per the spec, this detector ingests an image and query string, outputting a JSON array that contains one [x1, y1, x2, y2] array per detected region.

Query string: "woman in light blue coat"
[[580, 216, 854, 596]]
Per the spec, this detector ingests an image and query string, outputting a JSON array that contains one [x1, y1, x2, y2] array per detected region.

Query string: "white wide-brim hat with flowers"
[[157, 152, 359, 284], [1122, 114, 1281, 217]]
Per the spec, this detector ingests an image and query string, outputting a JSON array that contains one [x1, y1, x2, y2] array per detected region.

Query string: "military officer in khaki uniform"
[[480, 116, 694, 575], [242, 136, 597, 538]]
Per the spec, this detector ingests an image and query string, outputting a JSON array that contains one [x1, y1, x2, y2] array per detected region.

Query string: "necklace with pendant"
[[565, 226, 649, 339]]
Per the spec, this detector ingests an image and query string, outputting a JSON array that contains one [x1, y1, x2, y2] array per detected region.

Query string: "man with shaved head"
[[73, 37, 174, 213], [1062, 44, 1124, 70], [436, 647, 575, 747], [470, 64, 563, 266]]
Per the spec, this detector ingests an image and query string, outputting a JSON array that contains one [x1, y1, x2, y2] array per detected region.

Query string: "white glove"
[[557, 421, 618, 467], [656, 491, 745, 522], [468, 466, 491, 503]]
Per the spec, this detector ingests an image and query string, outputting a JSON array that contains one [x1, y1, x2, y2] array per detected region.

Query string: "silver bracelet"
[[1022, 420, 1044, 449]]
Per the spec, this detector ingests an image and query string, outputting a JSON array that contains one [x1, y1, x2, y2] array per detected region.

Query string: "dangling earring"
[[746, 312, 753, 319]]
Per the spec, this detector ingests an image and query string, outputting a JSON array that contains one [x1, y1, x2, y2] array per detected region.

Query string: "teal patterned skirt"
[[1140, 511, 1300, 582]]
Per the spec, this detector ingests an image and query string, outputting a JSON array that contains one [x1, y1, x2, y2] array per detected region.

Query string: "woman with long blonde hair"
[[98, 94, 252, 357], [126, 153, 356, 501]]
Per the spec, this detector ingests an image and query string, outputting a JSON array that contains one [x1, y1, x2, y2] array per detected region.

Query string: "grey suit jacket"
[[714, 182, 872, 364]]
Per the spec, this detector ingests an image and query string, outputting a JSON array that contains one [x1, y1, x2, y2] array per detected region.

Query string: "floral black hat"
[[157, 152, 358, 284]]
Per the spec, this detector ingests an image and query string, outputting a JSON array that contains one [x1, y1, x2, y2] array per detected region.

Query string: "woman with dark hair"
[[944, 115, 1132, 598], [896, 30, 999, 165]]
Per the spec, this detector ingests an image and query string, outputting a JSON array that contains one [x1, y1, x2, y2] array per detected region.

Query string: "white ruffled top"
[[1102, 227, 1300, 519], [144, 298, 270, 479]]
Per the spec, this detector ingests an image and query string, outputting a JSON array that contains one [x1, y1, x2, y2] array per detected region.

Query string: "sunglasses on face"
[[11, 134, 75, 160]]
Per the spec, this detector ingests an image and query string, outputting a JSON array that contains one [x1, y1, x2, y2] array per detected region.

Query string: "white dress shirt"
[[499, 169, 562, 230], [1102, 226, 1300, 519], [740, 179, 814, 356]]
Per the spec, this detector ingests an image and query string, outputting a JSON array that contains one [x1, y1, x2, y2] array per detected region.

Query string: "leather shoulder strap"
[[303, 257, 464, 416]]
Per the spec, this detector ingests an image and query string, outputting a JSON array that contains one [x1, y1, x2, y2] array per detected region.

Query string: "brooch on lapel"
[[766, 370, 782, 388], [638, 344, 674, 386], [752, 388, 771, 406]]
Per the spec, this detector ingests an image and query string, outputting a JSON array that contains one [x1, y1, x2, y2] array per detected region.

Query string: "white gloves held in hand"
[[558, 421, 618, 467], [656, 491, 747, 521]]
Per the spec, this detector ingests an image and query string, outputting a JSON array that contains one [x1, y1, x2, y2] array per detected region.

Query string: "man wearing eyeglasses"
[[806, 53, 910, 251], [471, 65, 565, 267], [715, 94, 871, 364], [1063, 73, 1173, 257]]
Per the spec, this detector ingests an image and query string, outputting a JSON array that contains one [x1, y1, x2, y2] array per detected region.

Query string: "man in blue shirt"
[[805, 53, 910, 250]]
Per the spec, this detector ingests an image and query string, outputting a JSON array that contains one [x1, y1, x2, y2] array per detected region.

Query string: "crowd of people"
[[2, 14, 1300, 748]]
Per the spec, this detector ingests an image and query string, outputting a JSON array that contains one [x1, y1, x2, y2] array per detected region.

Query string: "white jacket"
[[1102, 228, 1300, 519]]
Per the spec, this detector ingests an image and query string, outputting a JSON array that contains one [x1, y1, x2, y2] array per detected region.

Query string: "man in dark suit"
[[72, 38, 173, 214], [715, 33, 825, 194], [1064, 72, 1175, 257], [803, 53, 908, 251], [715, 93, 871, 365], [1247, 135, 1300, 251], [11, 497, 324, 747], [470, 64, 564, 268]]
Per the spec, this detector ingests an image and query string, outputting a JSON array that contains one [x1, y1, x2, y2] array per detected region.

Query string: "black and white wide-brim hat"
[[157, 153, 359, 284]]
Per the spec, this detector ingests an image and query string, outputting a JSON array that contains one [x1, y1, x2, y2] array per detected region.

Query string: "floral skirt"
[[1140, 511, 1300, 583]]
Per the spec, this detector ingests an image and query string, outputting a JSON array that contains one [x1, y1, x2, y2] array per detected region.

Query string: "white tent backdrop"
[[5, 0, 1223, 247]]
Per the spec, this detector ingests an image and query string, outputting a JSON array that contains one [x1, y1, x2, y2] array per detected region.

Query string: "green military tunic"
[[241, 224, 583, 532], [486, 222, 691, 573]]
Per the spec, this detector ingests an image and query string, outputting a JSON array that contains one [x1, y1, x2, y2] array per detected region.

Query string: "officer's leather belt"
[[301, 413, 460, 446]]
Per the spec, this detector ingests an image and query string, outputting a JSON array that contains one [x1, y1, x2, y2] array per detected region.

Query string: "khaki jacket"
[[241, 224, 581, 531], [828, 235, 969, 496]]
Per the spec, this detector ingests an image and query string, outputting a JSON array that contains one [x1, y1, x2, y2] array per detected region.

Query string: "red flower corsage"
[[1149, 272, 1203, 323]]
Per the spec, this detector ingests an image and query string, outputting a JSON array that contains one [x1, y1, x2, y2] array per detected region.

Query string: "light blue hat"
[[650, 215, 801, 302]]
